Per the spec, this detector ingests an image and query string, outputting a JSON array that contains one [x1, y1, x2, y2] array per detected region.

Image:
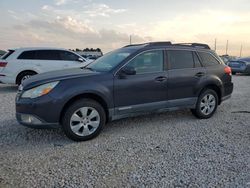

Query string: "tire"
[[191, 89, 218, 119], [16, 71, 37, 85], [62, 99, 106, 141], [232, 72, 236, 75]]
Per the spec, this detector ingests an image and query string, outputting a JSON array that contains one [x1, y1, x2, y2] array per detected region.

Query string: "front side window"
[[59, 51, 80, 61], [198, 52, 220, 67], [125, 50, 164, 74], [35, 50, 60, 60], [168, 50, 194, 69]]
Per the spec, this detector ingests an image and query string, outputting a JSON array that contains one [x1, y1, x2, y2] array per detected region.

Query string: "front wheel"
[[191, 89, 218, 119], [62, 99, 106, 141]]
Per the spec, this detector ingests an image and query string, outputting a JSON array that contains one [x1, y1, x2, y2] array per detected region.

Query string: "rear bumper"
[[0, 75, 15, 84], [221, 82, 233, 103]]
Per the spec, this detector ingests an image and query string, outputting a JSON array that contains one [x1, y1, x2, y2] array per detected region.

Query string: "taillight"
[[0, 62, 7, 67], [224, 66, 232, 75]]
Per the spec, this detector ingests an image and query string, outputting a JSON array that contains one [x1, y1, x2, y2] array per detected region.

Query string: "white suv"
[[0, 47, 92, 85]]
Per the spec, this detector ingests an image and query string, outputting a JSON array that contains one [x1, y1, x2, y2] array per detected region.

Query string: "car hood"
[[22, 68, 100, 90]]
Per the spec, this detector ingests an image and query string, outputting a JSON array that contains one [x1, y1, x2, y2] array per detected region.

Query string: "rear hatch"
[[0, 50, 14, 72]]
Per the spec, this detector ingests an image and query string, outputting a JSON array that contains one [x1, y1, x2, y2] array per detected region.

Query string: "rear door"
[[34, 50, 67, 72], [167, 49, 206, 108]]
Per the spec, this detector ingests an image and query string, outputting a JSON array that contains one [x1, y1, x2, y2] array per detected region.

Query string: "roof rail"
[[175, 43, 211, 49], [123, 42, 211, 50], [123, 43, 147, 48], [147, 42, 172, 46], [123, 42, 172, 48]]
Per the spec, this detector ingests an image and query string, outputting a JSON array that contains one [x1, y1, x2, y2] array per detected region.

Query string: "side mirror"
[[77, 57, 85, 62], [121, 66, 136, 75]]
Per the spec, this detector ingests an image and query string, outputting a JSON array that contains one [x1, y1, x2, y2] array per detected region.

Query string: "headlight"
[[21, 81, 59, 99]]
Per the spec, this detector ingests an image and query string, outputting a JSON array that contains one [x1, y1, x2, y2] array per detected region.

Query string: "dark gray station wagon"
[[16, 42, 234, 141]]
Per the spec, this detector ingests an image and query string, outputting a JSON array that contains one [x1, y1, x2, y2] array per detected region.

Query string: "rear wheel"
[[16, 71, 37, 85], [191, 89, 218, 119], [62, 99, 106, 141]]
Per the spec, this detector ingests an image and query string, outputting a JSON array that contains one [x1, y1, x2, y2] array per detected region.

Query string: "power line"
[[226, 40, 229, 55], [240, 45, 243, 57]]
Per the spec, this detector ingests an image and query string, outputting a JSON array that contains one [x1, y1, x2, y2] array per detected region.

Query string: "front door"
[[114, 50, 168, 115]]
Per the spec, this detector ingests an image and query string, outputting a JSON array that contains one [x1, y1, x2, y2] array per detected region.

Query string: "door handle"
[[195, 72, 205, 77], [155, 76, 167, 82]]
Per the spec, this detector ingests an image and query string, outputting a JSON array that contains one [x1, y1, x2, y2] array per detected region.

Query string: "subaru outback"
[[16, 42, 234, 141]]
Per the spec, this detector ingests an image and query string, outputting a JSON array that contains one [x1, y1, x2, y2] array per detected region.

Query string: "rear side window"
[[59, 51, 80, 61], [168, 50, 194, 69], [198, 52, 220, 67], [35, 50, 60, 60], [2, 50, 15, 60], [18, 51, 36, 59]]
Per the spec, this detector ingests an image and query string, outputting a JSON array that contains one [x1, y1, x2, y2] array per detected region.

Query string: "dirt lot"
[[0, 75, 249, 187]]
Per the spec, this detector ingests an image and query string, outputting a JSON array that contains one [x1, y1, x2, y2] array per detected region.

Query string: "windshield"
[[86, 48, 134, 72]]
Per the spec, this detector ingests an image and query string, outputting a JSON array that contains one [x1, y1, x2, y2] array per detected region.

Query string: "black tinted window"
[[18, 51, 35, 59], [59, 51, 80, 61], [126, 50, 164, 74], [193, 52, 202, 67], [198, 52, 220, 67], [35, 50, 60, 60], [168, 50, 194, 69]]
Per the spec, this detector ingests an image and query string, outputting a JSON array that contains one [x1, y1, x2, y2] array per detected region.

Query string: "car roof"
[[9, 47, 72, 51], [123, 42, 212, 52]]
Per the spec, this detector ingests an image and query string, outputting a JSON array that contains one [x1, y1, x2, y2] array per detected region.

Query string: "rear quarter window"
[[1, 50, 15, 60], [17, 51, 36, 59], [198, 52, 220, 67]]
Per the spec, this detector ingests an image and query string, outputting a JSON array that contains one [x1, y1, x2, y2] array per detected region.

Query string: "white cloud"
[[55, 0, 66, 5], [10, 16, 147, 52], [84, 3, 127, 17], [42, 5, 52, 11]]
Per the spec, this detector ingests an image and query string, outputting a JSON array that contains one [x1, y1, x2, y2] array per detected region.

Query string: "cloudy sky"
[[0, 0, 250, 56]]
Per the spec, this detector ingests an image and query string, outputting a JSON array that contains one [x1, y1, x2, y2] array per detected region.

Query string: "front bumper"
[[16, 94, 63, 129], [16, 113, 59, 129]]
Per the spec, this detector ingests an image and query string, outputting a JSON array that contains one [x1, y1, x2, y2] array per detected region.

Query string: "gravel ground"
[[0, 75, 250, 187]]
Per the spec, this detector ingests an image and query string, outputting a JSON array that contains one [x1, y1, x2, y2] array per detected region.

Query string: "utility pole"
[[214, 38, 217, 52], [226, 40, 229, 55], [239, 45, 243, 57], [129, 35, 132, 45]]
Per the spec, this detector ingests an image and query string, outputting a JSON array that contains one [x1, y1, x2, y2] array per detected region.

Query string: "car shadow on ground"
[[0, 109, 200, 149], [0, 84, 18, 93]]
